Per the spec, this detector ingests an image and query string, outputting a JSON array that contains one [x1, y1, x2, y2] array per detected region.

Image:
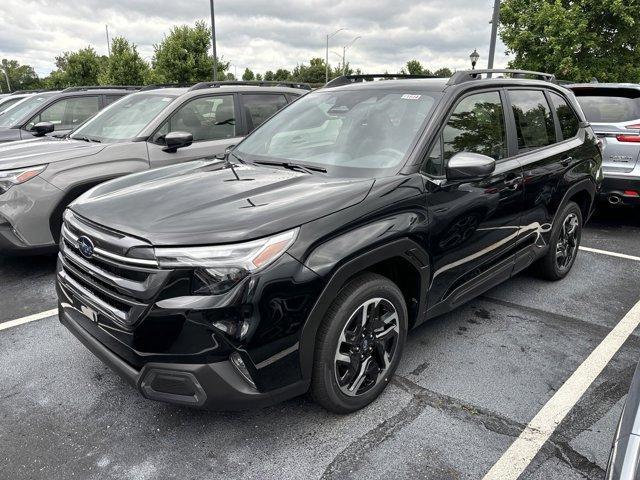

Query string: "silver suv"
[[0, 82, 309, 253], [569, 83, 640, 206]]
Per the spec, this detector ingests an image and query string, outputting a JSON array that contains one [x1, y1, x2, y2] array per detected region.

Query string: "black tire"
[[310, 273, 408, 414], [535, 201, 583, 281]]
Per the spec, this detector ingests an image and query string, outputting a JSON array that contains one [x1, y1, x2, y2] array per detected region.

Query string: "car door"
[[239, 93, 289, 134], [422, 89, 525, 314], [21, 95, 101, 138], [146, 93, 244, 168], [505, 88, 579, 272]]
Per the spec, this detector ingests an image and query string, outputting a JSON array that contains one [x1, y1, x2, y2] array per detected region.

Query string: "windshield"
[[573, 88, 640, 123], [71, 93, 177, 143], [0, 96, 26, 113], [0, 94, 54, 127], [235, 88, 439, 176]]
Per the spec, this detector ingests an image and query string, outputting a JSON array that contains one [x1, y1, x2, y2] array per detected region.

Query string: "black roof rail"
[[188, 80, 312, 91], [9, 88, 58, 95], [61, 85, 142, 93], [139, 83, 195, 92], [325, 74, 438, 88], [447, 69, 556, 86]]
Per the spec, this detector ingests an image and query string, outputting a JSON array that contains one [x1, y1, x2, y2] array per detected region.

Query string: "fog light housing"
[[230, 352, 256, 388]]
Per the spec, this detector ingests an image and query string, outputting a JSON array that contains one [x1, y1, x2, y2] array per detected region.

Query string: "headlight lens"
[[0, 165, 47, 194], [155, 229, 299, 294]]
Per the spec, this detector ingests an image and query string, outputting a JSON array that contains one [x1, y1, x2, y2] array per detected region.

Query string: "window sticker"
[[401, 94, 422, 100]]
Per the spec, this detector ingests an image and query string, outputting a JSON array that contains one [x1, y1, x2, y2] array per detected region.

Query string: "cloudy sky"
[[0, 0, 509, 77]]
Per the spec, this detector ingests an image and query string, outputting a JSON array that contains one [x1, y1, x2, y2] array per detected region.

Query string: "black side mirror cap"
[[446, 152, 496, 182], [163, 131, 193, 153], [31, 122, 55, 137]]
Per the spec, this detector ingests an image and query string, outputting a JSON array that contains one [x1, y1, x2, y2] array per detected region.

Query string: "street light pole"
[[325, 28, 345, 83], [210, 0, 218, 81], [1, 67, 11, 93], [105, 25, 111, 56], [487, 0, 500, 77], [342, 36, 361, 75]]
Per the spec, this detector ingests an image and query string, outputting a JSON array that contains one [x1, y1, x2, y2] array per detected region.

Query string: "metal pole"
[[1, 68, 11, 92], [105, 25, 111, 56], [487, 0, 500, 77], [210, 0, 217, 81], [325, 35, 329, 84]]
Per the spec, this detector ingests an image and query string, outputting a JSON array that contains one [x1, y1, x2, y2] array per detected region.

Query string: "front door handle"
[[560, 156, 573, 167], [503, 175, 523, 191]]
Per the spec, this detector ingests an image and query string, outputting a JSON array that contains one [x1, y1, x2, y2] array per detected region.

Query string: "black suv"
[[56, 70, 602, 413], [0, 86, 138, 142]]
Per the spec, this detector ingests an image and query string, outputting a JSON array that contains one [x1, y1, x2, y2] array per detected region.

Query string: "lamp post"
[[342, 36, 361, 75], [0, 67, 10, 93], [325, 28, 345, 83], [210, 0, 217, 81], [470, 49, 480, 70]]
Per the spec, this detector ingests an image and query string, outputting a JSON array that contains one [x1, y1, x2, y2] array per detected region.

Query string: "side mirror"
[[163, 131, 193, 153], [31, 122, 55, 137], [446, 152, 496, 182]]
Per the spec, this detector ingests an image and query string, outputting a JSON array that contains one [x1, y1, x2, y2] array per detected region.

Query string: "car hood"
[[0, 137, 106, 170], [71, 160, 375, 246]]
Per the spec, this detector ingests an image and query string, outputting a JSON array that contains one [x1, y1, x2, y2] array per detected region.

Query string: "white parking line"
[[580, 246, 640, 262], [483, 298, 640, 480], [0, 308, 58, 332]]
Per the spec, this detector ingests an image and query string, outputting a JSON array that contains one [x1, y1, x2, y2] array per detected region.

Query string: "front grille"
[[58, 210, 171, 329]]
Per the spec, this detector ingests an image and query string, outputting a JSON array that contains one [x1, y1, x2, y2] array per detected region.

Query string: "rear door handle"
[[504, 175, 523, 190], [560, 156, 573, 167]]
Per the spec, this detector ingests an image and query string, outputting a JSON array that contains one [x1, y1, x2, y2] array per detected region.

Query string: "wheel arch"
[[298, 238, 430, 381]]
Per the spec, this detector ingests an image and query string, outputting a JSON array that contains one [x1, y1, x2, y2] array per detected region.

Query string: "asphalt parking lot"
[[1, 206, 639, 480]]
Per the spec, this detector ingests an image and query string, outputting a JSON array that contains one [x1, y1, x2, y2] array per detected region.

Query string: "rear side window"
[[508, 90, 556, 151], [549, 92, 580, 140], [242, 94, 288, 132], [572, 88, 640, 123]]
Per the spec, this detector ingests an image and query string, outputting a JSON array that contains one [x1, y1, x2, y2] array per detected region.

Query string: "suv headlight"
[[155, 228, 299, 295], [0, 165, 47, 194]]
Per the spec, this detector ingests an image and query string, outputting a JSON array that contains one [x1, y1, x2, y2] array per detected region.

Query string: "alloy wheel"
[[334, 298, 400, 397], [555, 212, 579, 270]]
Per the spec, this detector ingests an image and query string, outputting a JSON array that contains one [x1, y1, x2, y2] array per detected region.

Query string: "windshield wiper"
[[73, 135, 101, 143], [254, 160, 327, 174]]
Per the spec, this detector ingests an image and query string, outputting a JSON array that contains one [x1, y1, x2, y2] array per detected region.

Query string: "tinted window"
[[155, 95, 236, 143], [27, 96, 100, 131], [509, 90, 556, 151], [422, 137, 443, 176], [242, 94, 287, 131], [440, 91, 507, 168], [549, 92, 579, 140], [573, 88, 640, 123], [105, 95, 124, 106]]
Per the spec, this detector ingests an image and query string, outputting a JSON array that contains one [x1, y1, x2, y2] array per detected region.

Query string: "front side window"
[[435, 91, 506, 172], [26, 96, 100, 131], [236, 89, 439, 177], [0, 94, 54, 128], [242, 94, 288, 131], [154, 95, 237, 144], [549, 92, 579, 140], [71, 93, 176, 143], [509, 90, 556, 151]]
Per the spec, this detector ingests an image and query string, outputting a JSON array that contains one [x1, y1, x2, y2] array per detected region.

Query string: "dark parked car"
[[0, 82, 307, 254], [568, 83, 640, 206], [0, 86, 138, 143], [56, 70, 602, 413]]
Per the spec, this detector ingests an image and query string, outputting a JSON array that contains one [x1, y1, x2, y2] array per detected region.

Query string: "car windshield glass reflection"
[[236, 89, 439, 176], [70, 93, 177, 143], [0, 94, 54, 127]]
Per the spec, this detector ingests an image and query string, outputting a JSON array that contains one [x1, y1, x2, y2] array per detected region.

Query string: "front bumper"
[[59, 305, 308, 410], [600, 174, 640, 206]]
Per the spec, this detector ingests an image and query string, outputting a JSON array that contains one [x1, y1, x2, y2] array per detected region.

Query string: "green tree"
[[152, 20, 227, 83], [433, 67, 453, 77], [402, 60, 432, 76], [225, 72, 236, 80], [101, 37, 149, 85], [242, 68, 255, 81], [47, 47, 104, 87], [0, 59, 41, 92], [255, 73, 263, 81], [500, 0, 640, 82], [291, 58, 327, 83], [263, 70, 274, 81], [273, 68, 291, 81]]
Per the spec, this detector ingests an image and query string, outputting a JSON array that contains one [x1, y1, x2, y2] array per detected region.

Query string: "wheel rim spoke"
[[555, 212, 580, 270]]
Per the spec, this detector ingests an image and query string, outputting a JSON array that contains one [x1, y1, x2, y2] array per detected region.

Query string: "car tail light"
[[615, 134, 640, 143], [624, 190, 639, 197]]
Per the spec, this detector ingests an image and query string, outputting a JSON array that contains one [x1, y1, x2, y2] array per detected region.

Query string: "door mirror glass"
[[31, 121, 55, 137], [163, 131, 193, 152], [446, 152, 496, 181]]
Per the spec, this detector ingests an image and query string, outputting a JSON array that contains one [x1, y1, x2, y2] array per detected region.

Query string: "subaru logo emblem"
[[77, 236, 95, 259]]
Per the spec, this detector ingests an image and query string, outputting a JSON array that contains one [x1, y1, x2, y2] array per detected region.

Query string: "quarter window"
[[27, 96, 100, 131], [242, 94, 288, 132], [154, 95, 237, 143], [549, 92, 579, 140], [508, 90, 556, 151]]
